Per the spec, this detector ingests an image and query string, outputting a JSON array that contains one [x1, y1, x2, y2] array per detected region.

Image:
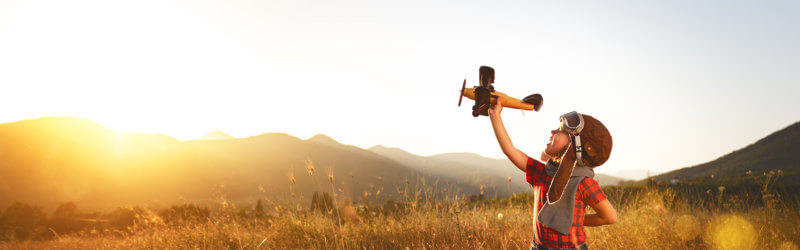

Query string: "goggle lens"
[[561, 111, 580, 128]]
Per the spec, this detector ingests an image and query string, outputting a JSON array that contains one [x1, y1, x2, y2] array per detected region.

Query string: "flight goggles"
[[559, 111, 586, 166], [559, 111, 584, 135]]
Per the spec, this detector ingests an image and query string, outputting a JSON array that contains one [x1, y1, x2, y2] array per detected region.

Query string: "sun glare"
[[707, 215, 756, 249]]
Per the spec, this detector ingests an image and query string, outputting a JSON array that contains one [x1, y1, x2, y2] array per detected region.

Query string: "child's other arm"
[[585, 200, 618, 226], [488, 96, 528, 172]]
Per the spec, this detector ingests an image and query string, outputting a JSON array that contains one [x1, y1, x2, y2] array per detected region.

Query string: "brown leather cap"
[[579, 114, 612, 167], [548, 114, 612, 202]]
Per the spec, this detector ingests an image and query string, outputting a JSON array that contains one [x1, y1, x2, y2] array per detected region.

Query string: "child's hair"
[[578, 114, 612, 167]]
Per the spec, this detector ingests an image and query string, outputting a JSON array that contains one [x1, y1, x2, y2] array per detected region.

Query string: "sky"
[[1, 0, 798, 179]]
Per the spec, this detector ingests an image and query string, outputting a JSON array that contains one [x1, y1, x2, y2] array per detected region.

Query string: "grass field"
[[2, 172, 799, 249]]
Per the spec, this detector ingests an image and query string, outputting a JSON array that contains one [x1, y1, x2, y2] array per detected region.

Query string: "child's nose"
[[551, 129, 558, 135]]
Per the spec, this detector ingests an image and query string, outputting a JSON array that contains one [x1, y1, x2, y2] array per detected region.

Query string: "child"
[[488, 97, 617, 250]]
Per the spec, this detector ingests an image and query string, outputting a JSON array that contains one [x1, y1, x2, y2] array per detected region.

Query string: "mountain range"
[[0, 117, 573, 212], [651, 121, 800, 182], [368, 146, 625, 189], [9, 117, 794, 212]]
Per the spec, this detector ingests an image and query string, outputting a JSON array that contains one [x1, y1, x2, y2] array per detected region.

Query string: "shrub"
[[159, 204, 210, 225]]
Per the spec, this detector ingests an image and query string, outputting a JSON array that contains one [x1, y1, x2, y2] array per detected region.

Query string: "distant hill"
[[197, 130, 235, 140], [613, 169, 661, 181], [429, 152, 626, 187], [368, 146, 528, 195], [306, 134, 342, 147], [0, 117, 513, 212], [370, 147, 626, 188], [652, 121, 800, 182]]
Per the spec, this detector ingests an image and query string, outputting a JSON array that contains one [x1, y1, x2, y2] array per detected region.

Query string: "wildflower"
[[497, 213, 504, 220], [718, 186, 726, 192], [508, 177, 512, 182], [746, 170, 752, 175]]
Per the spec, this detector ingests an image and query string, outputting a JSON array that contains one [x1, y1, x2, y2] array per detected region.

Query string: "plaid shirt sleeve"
[[578, 177, 607, 207], [525, 157, 547, 186]]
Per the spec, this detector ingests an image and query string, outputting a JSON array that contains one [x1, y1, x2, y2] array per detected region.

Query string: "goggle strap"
[[574, 135, 584, 167]]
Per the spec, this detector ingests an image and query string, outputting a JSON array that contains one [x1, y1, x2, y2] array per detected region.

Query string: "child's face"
[[545, 128, 570, 157]]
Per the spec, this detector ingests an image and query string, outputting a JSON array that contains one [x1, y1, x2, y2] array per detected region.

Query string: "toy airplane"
[[458, 66, 543, 117]]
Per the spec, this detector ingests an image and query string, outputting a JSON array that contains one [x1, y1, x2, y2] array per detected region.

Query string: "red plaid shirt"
[[526, 157, 607, 248]]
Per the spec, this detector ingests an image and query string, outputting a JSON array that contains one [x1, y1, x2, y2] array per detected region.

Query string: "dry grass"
[[2, 187, 798, 249], [2, 166, 799, 249]]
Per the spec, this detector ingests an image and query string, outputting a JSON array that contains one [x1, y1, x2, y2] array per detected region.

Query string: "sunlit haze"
[[1, 0, 798, 178]]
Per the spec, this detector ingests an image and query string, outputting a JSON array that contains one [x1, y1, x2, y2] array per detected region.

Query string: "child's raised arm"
[[488, 96, 528, 172]]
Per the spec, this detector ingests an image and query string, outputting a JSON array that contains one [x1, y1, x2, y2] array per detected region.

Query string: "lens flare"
[[706, 215, 756, 250], [673, 214, 701, 242]]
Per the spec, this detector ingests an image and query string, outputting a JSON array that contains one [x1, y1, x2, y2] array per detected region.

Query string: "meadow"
[[1, 170, 799, 249]]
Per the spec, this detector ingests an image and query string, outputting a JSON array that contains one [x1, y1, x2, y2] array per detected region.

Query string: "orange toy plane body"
[[458, 66, 543, 117], [461, 87, 536, 111]]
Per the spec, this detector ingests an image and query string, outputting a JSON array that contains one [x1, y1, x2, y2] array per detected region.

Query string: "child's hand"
[[489, 95, 503, 117]]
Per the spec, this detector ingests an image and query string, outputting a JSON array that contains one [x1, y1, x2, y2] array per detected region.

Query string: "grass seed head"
[[305, 158, 315, 176]]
